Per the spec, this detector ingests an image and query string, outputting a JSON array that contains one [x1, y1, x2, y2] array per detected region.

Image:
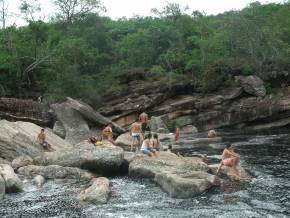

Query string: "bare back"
[[131, 122, 141, 133]]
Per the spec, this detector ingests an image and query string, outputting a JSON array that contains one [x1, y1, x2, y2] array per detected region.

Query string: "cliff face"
[[2, 75, 290, 133]]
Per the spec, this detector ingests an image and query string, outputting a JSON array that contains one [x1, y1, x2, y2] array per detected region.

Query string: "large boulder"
[[149, 116, 169, 133], [0, 164, 22, 192], [235, 75, 266, 97], [52, 121, 66, 139], [78, 177, 110, 204], [0, 175, 5, 199], [35, 141, 124, 175], [18, 165, 93, 180], [0, 157, 11, 165], [180, 125, 198, 133], [0, 120, 73, 161], [129, 152, 218, 198], [11, 155, 34, 170]]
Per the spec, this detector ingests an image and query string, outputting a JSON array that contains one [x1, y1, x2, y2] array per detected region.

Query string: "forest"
[[1, 0, 290, 103]]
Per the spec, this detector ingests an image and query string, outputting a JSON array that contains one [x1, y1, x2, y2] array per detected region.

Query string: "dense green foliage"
[[1, 1, 290, 102]]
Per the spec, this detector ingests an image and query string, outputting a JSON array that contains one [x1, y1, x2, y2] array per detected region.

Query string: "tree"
[[20, 0, 42, 22], [52, 0, 105, 23], [0, 0, 8, 29]]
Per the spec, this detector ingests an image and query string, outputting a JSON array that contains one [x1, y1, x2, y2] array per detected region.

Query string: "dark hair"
[[168, 144, 172, 150], [145, 133, 152, 139], [108, 122, 113, 126], [41, 128, 45, 131], [153, 133, 158, 139], [225, 144, 232, 149]]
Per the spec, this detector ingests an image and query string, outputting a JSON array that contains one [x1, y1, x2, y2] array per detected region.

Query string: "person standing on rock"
[[139, 112, 149, 137], [37, 129, 53, 151], [130, 119, 142, 151], [217, 144, 241, 176], [102, 122, 115, 145]]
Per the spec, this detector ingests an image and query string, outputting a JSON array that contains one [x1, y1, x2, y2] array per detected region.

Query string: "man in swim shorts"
[[130, 119, 142, 151]]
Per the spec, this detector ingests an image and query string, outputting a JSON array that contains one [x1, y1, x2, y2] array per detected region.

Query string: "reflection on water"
[[0, 131, 290, 217]]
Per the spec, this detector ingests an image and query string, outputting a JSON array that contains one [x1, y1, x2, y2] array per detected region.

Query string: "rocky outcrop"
[[180, 125, 198, 133], [18, 165, 93, 180], [0, 97, 53, 126], [0, 175, 5, 199], [129, 152, 218, 198], [51, 98, 125, 145], [235, 75, 266, 97], [12, 155, 34, 170], [35, 141, 124, 175], [149, 116, 169, 133], [209, 164, 250, 181], [78, 177, 110, 204], [0, 164, 22, 192], [52, 121, 66, 139], [0, 157, 11, 165], [0, 120, 73, 161]]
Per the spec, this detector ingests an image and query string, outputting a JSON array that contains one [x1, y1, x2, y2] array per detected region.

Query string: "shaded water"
[[0, 131, 290, 217]]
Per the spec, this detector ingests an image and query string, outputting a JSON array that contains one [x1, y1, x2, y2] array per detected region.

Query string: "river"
[[0, 130, 289, 217]]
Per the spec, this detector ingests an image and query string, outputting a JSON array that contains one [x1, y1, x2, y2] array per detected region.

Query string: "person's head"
[[153, 133, 158, 139], [176, 127, 180, 132], [225, 144, 232, 150], [108, 122, 113, 127], [41, 128, 45, 133], [145, 133, 152, 140]]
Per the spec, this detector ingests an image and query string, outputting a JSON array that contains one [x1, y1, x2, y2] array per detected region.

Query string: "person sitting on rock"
[[37, 129, 53, 151], [152, 133, 162, 151], [141, 133, 157, 157], [102, 122, 115, 145], [208, 129, 217, 138], [217, 144, 240, 176], [130, 118, 142, 151]]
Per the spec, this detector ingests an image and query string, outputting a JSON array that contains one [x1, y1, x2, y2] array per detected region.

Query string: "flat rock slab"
[[78, 177, 110, 204], [18, 165, 93, 180], [0, 164, 22, 192], [35, 141, 124, 175], [175, 137, 222, 146], [129, 152, 218, 198]]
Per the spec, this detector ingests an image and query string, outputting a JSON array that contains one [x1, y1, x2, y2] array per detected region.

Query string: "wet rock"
[[154, 171, 217, 198], [12, 155, 34, 170], [0, 120, 73, 161], [18, 165, 93, 180], [129, 152, 218, 198], [180, 125, 198, 133], [0, 164, 22, 192], [0, 175, 5, 199], [78, 177, 110, 204], [53, 121, 66, 139], [149, 116, 169, 133], [0, 157, 11, 165], [35, 141, 124, 175], [209, 164, 250, 181], [235, 75, 266, 97], [33, 175, 45, 187]]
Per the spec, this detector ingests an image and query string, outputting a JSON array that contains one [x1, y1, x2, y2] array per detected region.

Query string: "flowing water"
[[0, 130, 290, 218]]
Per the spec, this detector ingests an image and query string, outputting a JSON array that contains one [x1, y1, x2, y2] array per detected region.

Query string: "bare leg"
[[216, 162, 223, 175]]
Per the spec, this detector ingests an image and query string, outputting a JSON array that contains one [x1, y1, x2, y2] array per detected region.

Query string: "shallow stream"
[[0, 130, 289, 217]]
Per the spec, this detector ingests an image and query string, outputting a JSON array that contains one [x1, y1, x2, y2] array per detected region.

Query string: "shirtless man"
[[102, 122, 115, 144], [217, 144, 240, 175], [37, 129, 53, 151], [130, 119, 142, 151], [139, 112, 149, 136]]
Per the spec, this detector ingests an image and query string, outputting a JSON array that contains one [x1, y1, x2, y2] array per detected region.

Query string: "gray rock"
[[33, 175, 45, 187], [209, 164, 250, 181], [52, 121, 66, 139], [18, 165, 93, 180], [0, 120, 73, 161], [12, 155, 34, 171], [0, 175, 5, 199], [235, 75, 266, 97], [149, 116, 169, 133], [78, 177, 110, 204], [180, 125, 198, 133], [0, 164, 22, 192], [35, 141, 124, 175], [0, 157, 11, 165], [129, 152, 218, 198]]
